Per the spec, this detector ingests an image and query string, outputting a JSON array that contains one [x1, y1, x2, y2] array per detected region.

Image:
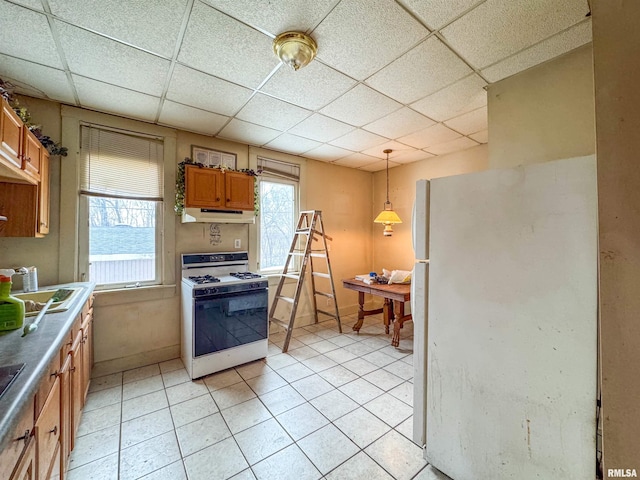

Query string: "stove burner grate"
[[230, 272, 262, 280], [189, 275, 221, 284]]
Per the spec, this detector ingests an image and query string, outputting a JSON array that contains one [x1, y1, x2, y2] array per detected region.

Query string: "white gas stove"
[[180, 251, 268, 379]]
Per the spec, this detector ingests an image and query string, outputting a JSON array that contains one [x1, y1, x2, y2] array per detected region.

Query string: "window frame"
[[257, 175, 299, 274], [59, 106, 176, 293]]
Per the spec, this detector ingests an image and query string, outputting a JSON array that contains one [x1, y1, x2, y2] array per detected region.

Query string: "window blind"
[[80, 125, 164, 200], [257, 156, 300, 181]]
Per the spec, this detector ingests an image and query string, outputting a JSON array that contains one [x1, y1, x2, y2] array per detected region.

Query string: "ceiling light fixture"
[[273, 31, 317, 71], [374, 149, 402, 236]]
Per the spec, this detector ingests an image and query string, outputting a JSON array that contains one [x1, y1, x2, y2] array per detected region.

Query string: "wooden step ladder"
[[269, 210, 342, 352]]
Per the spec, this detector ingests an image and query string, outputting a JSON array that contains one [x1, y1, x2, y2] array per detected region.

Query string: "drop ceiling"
[[0, 0, 592, 171]]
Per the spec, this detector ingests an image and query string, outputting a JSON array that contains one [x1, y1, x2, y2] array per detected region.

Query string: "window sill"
[[93, 284, 177, 307]]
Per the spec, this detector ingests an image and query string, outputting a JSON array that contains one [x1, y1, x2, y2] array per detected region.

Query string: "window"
[[257, 157, 300, 272], [79, 125, 164, 288]]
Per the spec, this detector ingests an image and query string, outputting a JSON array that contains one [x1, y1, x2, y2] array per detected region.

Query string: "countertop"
[[0, 282, 95, 451]]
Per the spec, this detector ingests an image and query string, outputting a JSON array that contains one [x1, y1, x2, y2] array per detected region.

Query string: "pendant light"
[[374, 149, 402, 236]]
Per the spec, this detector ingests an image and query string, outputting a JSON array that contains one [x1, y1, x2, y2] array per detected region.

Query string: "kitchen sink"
[[13, 288, 81, 316]]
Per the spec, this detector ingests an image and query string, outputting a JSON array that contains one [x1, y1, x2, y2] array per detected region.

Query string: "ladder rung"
[[316, 309, 338, 318], [312, 272, 330, 279], [269, 318, 291, 330], [309, 253, 327, 258], [276, 296, 295, 304], [314, 291, 334, 298], [283, 273, 300, 280], [296, 229, 312, 234], [289, 252, 305, 256]]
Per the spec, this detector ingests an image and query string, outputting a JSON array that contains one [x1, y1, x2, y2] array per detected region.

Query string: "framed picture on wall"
[[191, 146, 237, 169]]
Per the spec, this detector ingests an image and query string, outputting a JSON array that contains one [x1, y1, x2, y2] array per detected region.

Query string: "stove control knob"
[[250, 283, 258, 289], [207, 287, 218, 295]]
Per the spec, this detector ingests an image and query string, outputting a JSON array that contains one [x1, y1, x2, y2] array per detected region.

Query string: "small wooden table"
[[342, 278, 412, 347]]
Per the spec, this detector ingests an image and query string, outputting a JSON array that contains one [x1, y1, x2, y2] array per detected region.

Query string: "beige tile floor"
[[67, 313, 447, 480]]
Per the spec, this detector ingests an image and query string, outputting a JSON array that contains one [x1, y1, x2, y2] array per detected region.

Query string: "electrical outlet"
[[234, 239, 241, 249]]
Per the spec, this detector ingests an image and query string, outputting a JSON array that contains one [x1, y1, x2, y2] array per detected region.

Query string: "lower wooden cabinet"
[[0, 295, 94, 480], [9, 434, 35, 480], [35, 378, 60, 480]]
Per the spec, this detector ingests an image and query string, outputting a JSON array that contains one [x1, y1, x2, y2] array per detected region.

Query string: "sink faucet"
[[14, 266, 38, 292]]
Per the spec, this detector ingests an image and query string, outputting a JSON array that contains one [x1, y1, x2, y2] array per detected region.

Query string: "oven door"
[[193, 288, 268, 357]]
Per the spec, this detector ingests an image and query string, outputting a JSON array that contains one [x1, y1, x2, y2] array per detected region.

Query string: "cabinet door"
[[0, 183, 37, 237], [21, 130, 41, 182], [0, 398, 34, 480], [37, 149, 49, 235], [35, 377, 60, 480], [0, 99, 22, 169], [8, 434, 35, 480], [81, 316, 92, 402], [224, 171, 254, 210], [70, 331, 83, 447], [185, 165, 223, 208], [59, 354, 72, 473]]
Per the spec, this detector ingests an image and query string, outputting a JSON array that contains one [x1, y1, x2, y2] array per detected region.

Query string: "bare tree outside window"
[[260, 181, 295, 270]]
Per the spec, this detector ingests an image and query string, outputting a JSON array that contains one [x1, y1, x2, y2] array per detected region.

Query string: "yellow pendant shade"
[[374, 209, 402, 224]]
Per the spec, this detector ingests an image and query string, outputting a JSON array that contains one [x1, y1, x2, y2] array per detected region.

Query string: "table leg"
[[352, 291, 365, 332], [391, 300, 406, 347], [383, 299, 391, 334]]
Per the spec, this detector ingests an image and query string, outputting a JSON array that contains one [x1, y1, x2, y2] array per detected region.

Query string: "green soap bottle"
[[0, 270, 25, 331]]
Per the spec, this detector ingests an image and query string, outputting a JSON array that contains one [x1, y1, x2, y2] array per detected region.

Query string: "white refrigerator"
[[412, 156, 598, 479]]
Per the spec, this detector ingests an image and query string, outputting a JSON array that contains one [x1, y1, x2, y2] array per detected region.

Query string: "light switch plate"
[[234, 239, 241, 248]]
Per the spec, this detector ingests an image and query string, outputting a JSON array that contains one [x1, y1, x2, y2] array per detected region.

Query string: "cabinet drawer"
[[35, 354, 61, 418], [35, 377, 60, 480], [0, 397, 34, 479]]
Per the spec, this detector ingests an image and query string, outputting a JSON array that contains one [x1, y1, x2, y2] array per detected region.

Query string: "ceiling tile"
[[333, 153, 380, 168], [0, 54, 75, 104], [391, 149, 435, 164], [425, 136, 478, 155], [303, 144, 353, 162], [441, 0, 588, 68], [288, 114, 355, 143], [167, 64, 252, 116], [330, 128, 387, 151], [481, 20, 592, 83], [201, 0, 338, 37], [49, 0, 188, 57], [320, 84, 402, 127], [159, 100, 229, 135], [363, 107, 435, 139], [74, 75, 160, 122], [236, 94, 311, 131], [366, 36, 472, 104], [398, 123, 461, 149], [361, 141, 415, 159], [10, 0, 43, 10], [312, 0, 428, 80], [470, 129, 488, 144], [411, 74, 486, 122], [264, 133, 321, 155], [0, 2, 62, 68], [55, 21, 170, 96], [397, 0, 484, 30], [444, 106, 487, 135], [359, 159, 400, 172], [218, 118, 281, 145], [260, 61, 356, 110], [178, 1, 278, 89]]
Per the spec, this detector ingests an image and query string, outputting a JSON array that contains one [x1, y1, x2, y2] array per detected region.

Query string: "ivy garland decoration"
[[175, 157, 260, 217], [0, 78, 68, 156]]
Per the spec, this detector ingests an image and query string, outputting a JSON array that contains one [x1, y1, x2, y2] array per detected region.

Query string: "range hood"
[[181, 208, 256, 224]]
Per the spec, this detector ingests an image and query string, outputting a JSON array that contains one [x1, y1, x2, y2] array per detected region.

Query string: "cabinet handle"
[[16, 429, 30, 444], [50, 370, 59, 378], [70, 366, 76, 372], [216, 197, 220, 201], [49, 426, 57, 435], [227, 198, 230, 202]]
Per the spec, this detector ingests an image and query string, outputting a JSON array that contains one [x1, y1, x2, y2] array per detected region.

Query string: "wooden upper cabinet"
[[37, 149, 49, 236], [0, 98, 22, 170], [184, 165, 254, 211], [225, 171, 254, 210], [185, 165, 223, 209], [21, 129, 41, 183]]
